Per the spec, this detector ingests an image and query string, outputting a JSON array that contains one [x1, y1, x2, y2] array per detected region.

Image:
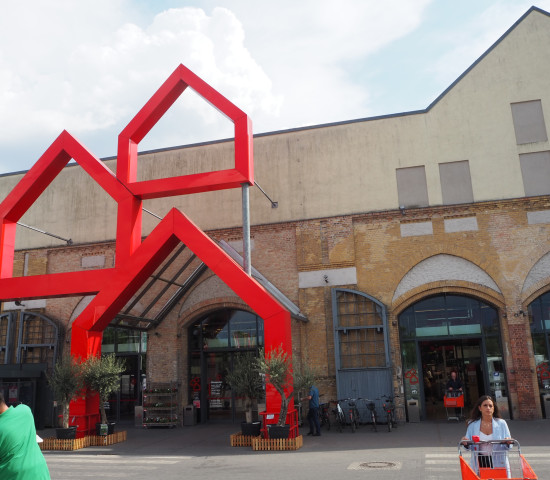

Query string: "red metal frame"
[[444, 394, 465, 408], [459, 452, 538, 480], [0, 64, 291, 435]]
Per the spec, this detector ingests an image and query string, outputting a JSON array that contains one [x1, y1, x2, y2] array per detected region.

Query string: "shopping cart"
[[459, 439, 537, 480], [444, 390, 464, 421]]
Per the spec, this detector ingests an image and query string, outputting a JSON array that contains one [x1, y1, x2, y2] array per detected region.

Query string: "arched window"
[[190, 310, 263, 351], [0, 311, 58, 370], [333, 289, 389, 369], [17, 312, 58, 368]]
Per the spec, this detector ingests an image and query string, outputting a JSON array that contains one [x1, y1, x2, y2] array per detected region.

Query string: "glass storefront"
[[399, 294, 507, 420], [188, 309, 264, 423], [101, 327, 147, 421], [528, 292, 550, 406]]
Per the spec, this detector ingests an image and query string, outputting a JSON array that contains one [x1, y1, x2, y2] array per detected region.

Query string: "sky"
[[1, 0, 549, 175]]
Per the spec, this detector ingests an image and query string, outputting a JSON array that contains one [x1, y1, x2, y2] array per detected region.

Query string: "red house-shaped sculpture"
[[0, 64, 292, 435]]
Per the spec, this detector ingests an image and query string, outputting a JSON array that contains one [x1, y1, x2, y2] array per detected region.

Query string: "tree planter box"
[[241, 421, 261, 436], [39, 431, 127, 451], [55, 426, 77, 439], [230, 432, 261, 447], [40, 436, 90, 451], [89, 430, 127, 446], [267, 424, 290, 439], [252, 435, 303, 451]]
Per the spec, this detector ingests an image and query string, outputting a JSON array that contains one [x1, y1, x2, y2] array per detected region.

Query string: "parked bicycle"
[[319, 402, 331, 430], [381, 394, 398, 432], [365, 398, 377, 432], [332, 400, 346, 432], [346, 398, 361, 432], [333, 398, 361, 432]]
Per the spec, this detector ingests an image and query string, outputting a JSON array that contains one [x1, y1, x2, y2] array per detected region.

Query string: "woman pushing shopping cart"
[[459, 395, 537, 479], [459, 438, 537, 480], [445, 370, 464, 421]]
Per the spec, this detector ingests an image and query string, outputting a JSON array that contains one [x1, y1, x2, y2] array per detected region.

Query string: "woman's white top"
[[479, 431, 493, 453]]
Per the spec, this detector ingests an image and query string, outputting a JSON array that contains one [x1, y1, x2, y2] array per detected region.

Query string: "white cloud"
[[214, 0, 434, 128], [0, 2, 283, 164], [8, 0, 535, 174]]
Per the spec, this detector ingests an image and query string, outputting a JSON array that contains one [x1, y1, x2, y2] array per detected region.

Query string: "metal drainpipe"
[[242, 183, 251, 275]]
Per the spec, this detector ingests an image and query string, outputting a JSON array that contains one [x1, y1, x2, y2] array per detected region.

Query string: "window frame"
[[332, 288, 390, 370]]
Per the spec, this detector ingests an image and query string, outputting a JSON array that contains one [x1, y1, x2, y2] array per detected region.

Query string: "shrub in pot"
[[226, 352, 263, 436], [82, 353, 125, 435], [46, 353, 84, 439]]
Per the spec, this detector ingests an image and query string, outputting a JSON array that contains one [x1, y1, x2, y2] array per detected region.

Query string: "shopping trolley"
[[444, 390, 464, 421], [459, 438, 537, 480]]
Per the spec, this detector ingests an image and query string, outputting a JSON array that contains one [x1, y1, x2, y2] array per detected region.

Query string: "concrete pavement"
[[40, 419, 550, 480]]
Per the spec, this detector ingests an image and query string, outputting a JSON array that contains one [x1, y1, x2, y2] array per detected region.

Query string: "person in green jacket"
[[0, 391, 50, 479]]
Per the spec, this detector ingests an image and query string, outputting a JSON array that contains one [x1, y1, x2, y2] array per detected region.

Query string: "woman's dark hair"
[[466, 395, 501, 424], [0, 391, 4, 405]]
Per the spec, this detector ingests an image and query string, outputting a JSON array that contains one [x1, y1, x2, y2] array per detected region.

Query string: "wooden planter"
[[230, 432, 260, 447], [252, 435, 303, 451], [40, 436, 90, 451], [89, 430, 127, 446], [40, 431, 127, 451]]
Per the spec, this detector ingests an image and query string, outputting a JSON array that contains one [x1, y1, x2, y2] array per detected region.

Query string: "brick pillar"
[[506, 309, 541, 419]]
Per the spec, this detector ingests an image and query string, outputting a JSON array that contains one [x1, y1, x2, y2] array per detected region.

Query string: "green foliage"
[[47, 354, 84, 428], [257, 346, 293, 426], [82, 354, 125, 424], [292, 361, 319, 399], [225, 353, 264, 423]]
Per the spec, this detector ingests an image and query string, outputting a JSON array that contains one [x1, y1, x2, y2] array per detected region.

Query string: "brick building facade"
[[2, 7, 550, 426]]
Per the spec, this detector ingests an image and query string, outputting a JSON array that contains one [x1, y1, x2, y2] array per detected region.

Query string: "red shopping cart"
[[459, 439, 537, 480], [444, 390, 464, 421]]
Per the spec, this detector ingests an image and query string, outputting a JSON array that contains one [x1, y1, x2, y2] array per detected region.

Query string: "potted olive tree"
[[293, 362, 318, 401], [257, 346, 294, 438], [47, 353, 84, 439], [292, 361, 319, 427], [82, 353, 125, 435], [226, 352, 264, 436]]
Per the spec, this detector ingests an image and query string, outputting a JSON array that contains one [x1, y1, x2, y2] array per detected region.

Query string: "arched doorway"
[[331, 289, 393, 420], [528, 291, 550, 417], [188, 309, 264, 423], [399, 294, 508, 420]]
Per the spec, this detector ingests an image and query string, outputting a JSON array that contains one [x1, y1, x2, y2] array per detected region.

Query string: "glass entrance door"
[[107, 354, 146, 421], [205, 351, 232, 422], [399, 294, 508, 420], [203, 351, 264, 423], [188, 309, 264, 424], [420, 339, 484, 420]]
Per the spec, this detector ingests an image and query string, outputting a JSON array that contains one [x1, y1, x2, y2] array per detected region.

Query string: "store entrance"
[[188, 309, 265, 424], [205, 351, 233, 422], [420, 339, 485, 420], [107, 354, 146, 422]]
